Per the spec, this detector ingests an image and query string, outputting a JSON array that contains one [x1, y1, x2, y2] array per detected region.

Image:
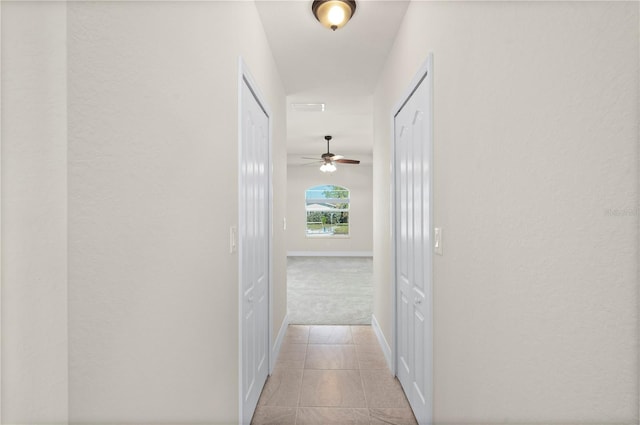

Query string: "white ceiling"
[[255, 0, 409, 165]]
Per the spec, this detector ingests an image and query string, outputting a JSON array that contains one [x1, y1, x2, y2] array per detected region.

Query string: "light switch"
[[434, 227, 443, 255]]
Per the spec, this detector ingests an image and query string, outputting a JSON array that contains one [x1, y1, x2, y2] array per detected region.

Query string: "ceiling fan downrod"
[[325, 135, 333, 158]]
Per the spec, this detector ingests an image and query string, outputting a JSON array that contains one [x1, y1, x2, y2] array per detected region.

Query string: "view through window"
[[305, 185, 350, 237]]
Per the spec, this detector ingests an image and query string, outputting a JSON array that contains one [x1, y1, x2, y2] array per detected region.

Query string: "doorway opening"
[[285, 162, 374, 326]]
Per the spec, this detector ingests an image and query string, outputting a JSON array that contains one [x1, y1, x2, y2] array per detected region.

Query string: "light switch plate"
[[434, 227, 443, 255]]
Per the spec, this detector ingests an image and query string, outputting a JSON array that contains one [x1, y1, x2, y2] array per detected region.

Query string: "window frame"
[[304, 185, 351, 238]]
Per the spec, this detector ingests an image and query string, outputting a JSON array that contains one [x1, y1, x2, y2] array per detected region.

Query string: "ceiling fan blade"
[[302, 156, 321, 160], [335, 159, 360, 164], [301, 161, 323, 166], [329, 154, 344, 160]]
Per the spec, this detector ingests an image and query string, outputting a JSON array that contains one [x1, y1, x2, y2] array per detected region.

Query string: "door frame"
[[0, 3, 3, 419], [390, 54, 434, 425], [237, 57, 273, 425]]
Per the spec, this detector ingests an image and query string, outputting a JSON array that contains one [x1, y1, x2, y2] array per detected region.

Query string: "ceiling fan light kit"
[[320, 162, 337, 173], [312, 0, 356, 31]]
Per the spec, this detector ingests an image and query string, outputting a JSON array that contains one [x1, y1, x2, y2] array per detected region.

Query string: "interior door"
[[394, 58, 433, 425], [240, 76, 270, 424]]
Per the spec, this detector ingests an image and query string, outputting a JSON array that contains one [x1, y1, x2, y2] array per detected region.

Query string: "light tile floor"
[[251, 325, 418, 425]]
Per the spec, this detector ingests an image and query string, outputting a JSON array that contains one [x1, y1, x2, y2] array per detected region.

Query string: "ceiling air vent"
[[291, 103, 325, 112]]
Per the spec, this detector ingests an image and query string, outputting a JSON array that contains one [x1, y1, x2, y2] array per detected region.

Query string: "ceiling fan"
[[302, 135, 360, 172]]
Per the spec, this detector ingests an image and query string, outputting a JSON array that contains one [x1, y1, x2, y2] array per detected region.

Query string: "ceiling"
[[255, 0, 409, 165]]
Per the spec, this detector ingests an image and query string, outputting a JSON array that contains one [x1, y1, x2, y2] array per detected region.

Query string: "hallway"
[[2, 1, 637, 423], [252, 325, 417, 425]]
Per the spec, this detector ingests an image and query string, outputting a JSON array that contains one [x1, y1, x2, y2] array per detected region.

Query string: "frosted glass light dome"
[[312, 0, 356, 31]]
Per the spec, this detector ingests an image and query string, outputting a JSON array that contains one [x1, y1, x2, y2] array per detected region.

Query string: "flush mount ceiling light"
[[312, 0, 356, 31]]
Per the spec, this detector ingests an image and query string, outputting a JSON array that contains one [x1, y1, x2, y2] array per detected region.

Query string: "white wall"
[[373, 1, 638, 423], [67, 2, 286, 423], [287, 164, 373, 255], [1, 2, 69, 423]]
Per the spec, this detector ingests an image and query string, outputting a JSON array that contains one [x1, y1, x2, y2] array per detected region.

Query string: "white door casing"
[[239, 61, 271, 425], [393, 55, 433, 425]]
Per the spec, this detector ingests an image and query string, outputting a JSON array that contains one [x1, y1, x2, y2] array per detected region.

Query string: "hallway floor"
[[287, 257, 373, 325], [251, 325, 417, 425]]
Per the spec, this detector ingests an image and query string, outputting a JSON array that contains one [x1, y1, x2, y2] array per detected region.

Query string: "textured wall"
[[1, 2, 69, 423], [67, 2, 286, 422], [373, 1, 639, 423], [287, 164, 373, 254]]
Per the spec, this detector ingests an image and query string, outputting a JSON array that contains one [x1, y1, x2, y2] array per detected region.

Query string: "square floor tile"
[[305, 344, 358, 370], [300, 369, 366, 408], [351, 325, 377, 345], [369, 407, 418, 425], [251, 406, 296, 425], [275, 343, 307, 369], [361, 369, 410, 408], [297, 407, 369, 424], [309, 325, 353, 344], [258, 368, 303, 407], [355, 344, 388, 370], [283, 325, 310, 344]]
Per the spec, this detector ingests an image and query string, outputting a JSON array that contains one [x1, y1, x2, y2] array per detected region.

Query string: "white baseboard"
[[371, 314, 393, 372], [271, 313, 289, 373], [287, 251, 373, 257]]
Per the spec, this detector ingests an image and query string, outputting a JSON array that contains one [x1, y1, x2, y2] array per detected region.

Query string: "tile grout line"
[[293, 326, 309, 425], [351, 326, 374, 423], [356, 329, 372, 421], [354, 325, 379, 423]]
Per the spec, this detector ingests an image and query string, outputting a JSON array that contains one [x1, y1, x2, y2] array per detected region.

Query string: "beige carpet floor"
[[287, 256, 373, 325]]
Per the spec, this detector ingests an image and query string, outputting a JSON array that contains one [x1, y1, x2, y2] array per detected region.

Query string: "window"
[[305, 185, 350, 237]]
